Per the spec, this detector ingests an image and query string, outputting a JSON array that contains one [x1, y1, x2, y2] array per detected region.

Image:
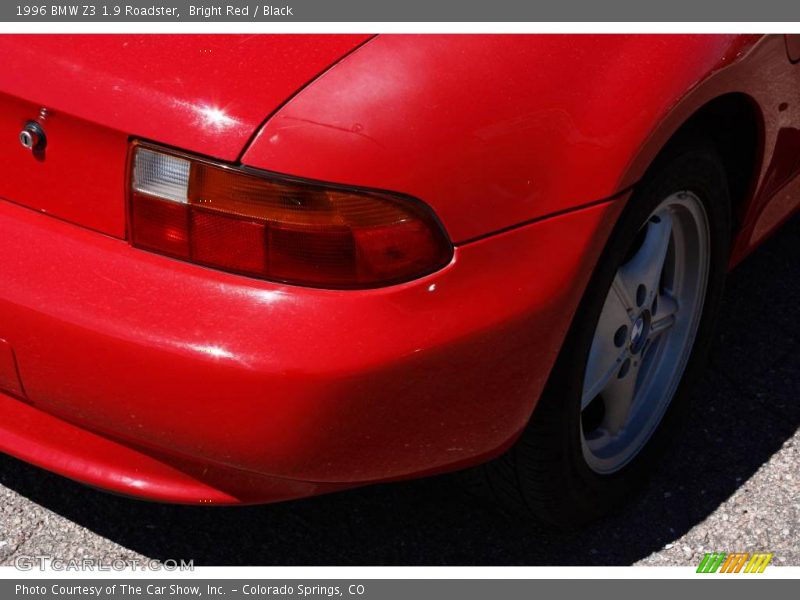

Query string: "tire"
[[476, 138, 731, 527]]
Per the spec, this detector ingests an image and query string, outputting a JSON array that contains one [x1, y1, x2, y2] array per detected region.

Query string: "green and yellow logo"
[[696, 552, 774, 573]]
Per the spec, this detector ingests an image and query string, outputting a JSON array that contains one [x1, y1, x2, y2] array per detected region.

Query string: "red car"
[[0, 34, 798, 525]]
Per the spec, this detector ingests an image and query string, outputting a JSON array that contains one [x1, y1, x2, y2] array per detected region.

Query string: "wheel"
[[477, 139, 731, 527]]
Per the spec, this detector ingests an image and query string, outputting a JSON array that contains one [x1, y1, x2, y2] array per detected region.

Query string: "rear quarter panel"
[[242, 34, 800, 256]]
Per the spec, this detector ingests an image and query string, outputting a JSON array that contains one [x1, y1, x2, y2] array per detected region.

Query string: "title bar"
[[3, 0, 800, 22]]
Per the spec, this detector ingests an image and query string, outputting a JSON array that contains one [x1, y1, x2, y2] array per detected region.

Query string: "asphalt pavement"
[[0, 215, 798, 567]]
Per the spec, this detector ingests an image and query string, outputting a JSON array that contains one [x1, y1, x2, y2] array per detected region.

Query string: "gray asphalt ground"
[[0, 215, 798, 567]]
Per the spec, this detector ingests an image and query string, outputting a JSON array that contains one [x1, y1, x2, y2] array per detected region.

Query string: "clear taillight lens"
[[128, 143, 452, 288]]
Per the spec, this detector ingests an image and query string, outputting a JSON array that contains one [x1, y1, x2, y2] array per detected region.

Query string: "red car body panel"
[[0, 34, 370, 237], [0, 194, 623, 499], [244, 34, 752, 243], [0, 34, 798, 503], [0, 35, 370, 161]]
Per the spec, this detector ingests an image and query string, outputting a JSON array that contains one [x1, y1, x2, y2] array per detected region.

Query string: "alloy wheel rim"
[[580, 191, 711, 474]]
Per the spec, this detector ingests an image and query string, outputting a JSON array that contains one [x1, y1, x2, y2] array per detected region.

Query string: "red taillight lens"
[[128, 143, 452, 288]]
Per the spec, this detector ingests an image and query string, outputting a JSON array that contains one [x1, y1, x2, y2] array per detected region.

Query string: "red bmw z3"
[[0, 34, 797, 525]]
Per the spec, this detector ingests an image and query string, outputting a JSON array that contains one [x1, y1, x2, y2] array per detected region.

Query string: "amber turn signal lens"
[[128, 144, 452, 288]]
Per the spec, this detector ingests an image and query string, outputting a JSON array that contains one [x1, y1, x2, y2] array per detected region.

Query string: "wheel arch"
[[620, 92, 764, 248]]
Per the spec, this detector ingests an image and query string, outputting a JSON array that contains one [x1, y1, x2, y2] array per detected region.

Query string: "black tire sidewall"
[[518, 141, 731, 525]]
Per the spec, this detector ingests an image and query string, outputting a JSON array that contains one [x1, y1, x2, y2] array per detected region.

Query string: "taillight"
[[128, 143, 452, 288]]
